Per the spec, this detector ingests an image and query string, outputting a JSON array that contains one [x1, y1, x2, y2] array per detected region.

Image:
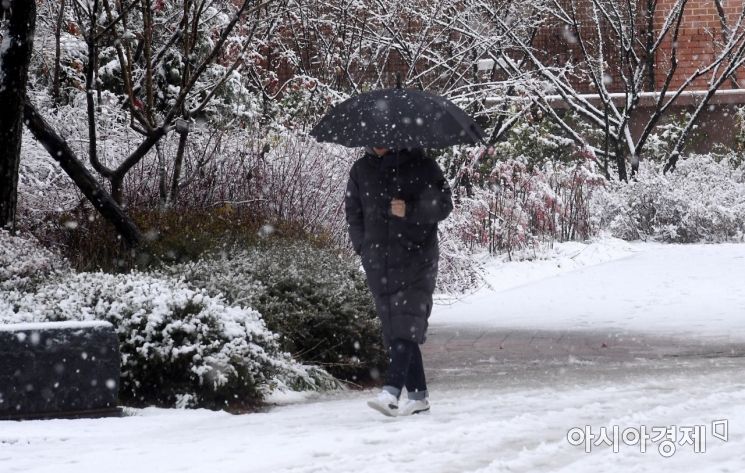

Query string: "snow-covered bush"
[[0, 235, 337, 409], [593, 156, 745, 242], [72, 127, 354, 244], [643, 113, 694, 162], [450, 152, 607, 258], [114, 126, 484, 294], [435, 216, 487, 294], [158, 241, 387, 383], [0, 231, 68, 292], [487, 112, 587, 167]]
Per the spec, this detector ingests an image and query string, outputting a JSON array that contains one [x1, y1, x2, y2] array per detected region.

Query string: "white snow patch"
[[0, 321, 113, 332]]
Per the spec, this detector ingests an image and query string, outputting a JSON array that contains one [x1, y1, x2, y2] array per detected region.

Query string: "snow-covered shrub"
[[643, 113, 694, 162], [266, 78, 343, 130], [0, 234, 336, 409], [593, 156, 745, 242], [0, 231, 68, 292], [85, 127, 353, 243], [158, 241, 387, 383], [488, 112, 582, 167], [435, 217, 487, 294], [451, 152, 606, 258]]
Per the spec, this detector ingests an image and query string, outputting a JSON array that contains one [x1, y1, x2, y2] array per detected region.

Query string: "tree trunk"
[[110, 175, 125, 208], [0, 0, 36, 232], [615, 145, 628, 182], [23, 100, 143, 247], [156, 141, 168, 210], [53, 0, 66, 103], [169, 128, 189, 205]]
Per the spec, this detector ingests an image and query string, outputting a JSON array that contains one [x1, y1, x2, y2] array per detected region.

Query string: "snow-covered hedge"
[[158, 241, 387, 383], [0, 235, 337, 409], [594, 156, 745, 243], [0, 231, 68, 292]]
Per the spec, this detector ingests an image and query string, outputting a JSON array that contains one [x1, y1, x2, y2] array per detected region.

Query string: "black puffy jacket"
[[344, 148, 452, 344]]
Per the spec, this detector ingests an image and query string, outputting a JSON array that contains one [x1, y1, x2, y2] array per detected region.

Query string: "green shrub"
[[2, 270, 337, 410], [1, 232, 337, 411], [160, 241, 387, 383]]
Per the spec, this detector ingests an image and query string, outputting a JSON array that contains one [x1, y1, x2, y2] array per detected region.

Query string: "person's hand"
[[391, 199, 406, 218]]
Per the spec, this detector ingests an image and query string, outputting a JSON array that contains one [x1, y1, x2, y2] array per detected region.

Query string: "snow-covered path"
[[3, 360, 745, 473], [3, 241, 745, 472]]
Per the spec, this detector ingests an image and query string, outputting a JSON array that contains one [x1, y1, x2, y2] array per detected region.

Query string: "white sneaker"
[[367, 390, 399, 417], [398, 398, 430, 416]]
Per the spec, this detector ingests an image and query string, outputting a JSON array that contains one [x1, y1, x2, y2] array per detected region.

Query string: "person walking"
[[345, 146, 453, 417], [310, 86, 483, 415]]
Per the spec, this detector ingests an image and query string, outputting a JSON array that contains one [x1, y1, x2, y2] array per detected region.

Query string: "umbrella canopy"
[[310, 88, 485, 148]]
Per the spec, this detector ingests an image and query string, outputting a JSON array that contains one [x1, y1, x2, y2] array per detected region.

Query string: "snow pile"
[[0, 234, 337, 409], [594, 156, 745, 243], [436, 236, 638, 302], [483, 235, 639, 292]]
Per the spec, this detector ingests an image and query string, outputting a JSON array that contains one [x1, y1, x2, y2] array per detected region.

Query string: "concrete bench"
[[0, 321, 121, 420]]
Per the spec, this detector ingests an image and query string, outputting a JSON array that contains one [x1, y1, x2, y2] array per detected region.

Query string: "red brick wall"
[[654, 0, 743, 89], [532, 0, 745, 92], [532, 0, 642, 93]]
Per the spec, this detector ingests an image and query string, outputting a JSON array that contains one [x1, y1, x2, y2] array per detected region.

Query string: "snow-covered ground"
[[2, 239, 745, 473], [3, 368, 745, 473], [435, 239, 745, 340]]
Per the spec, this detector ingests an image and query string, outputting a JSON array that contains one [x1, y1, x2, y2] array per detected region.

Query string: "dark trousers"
[[383, 338, 428, 400]]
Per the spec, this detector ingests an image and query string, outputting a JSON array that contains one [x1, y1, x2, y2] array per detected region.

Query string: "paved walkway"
[[422, 325, 745, 389]]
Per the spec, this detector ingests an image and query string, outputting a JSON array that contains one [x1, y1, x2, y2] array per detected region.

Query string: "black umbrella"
[[310, 88, 485, 148]]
